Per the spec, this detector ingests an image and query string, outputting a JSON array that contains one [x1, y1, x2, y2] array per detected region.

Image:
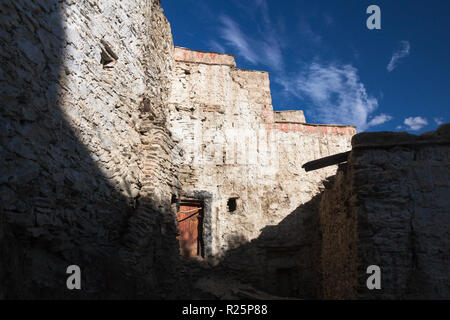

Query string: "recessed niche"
[[227, 197, 237, 213]]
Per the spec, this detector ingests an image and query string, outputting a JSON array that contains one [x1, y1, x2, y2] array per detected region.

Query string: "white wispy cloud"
[[277, 63, 387, 131], [387, 41, 410, 72], [217, 2, 284, 70], [219, 15, 259, 64], [403, 116, 428, 131], [214, 3, 389, 131], [367, 113, 393, 127], [262, 38, 283, 70]]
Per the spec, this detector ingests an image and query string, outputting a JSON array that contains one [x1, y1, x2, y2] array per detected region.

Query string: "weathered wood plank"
[[302, 151, 351, 172]]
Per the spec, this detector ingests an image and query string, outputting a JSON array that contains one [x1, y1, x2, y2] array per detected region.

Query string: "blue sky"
[[162, 0, 449, 133]]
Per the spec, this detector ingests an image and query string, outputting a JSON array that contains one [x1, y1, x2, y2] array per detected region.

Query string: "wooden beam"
[[302, 151, 351, 172]]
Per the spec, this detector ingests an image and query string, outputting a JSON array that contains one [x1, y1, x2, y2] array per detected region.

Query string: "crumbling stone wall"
[[320, 124, 450, 299], [0, 0, 180, 298], [168, 47, 355, 297]]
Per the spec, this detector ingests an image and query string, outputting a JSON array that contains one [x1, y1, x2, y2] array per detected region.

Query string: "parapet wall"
[[269, 122, 357, 135], [319, 124, 450, 299], [274, 110, 306, 123], [174, 46, 236, 66]]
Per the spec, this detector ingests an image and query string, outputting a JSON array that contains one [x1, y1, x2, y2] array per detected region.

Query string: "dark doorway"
[[176, 199, 204, 257]]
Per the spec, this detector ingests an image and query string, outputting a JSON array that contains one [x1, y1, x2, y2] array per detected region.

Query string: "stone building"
[[320, 126, 450, 299], [168, 47, 355, 260], [167, 47, 355, 298], [0, 0, 448, 299]]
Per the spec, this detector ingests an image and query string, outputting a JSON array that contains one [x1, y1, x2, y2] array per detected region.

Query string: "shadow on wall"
[[0, 1, 182, 299], [0, 1, 364, 300], [0, 1, 325, 300], [210, 192, 326, 299]]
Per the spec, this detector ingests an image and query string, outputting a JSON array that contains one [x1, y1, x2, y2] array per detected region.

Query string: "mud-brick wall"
[[0, 0, 180, 298], [320, 125, 450, 299]]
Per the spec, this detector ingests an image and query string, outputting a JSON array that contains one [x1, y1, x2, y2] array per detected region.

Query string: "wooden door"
[[176, 201, 202, 257]]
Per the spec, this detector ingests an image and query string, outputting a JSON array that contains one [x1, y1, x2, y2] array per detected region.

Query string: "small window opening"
[[227, 197, 237, 212]]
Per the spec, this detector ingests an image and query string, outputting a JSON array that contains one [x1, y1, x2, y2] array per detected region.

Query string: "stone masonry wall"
[[168, 47, 356, 297], [0, 0, 180, 298], [319, 124, 450, 299]]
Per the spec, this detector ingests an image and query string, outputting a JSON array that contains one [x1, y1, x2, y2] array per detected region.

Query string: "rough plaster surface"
[[320, 125, 450, 299]]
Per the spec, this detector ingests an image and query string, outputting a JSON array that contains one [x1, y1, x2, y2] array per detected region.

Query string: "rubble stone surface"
[[320, 124, 450, 299]]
